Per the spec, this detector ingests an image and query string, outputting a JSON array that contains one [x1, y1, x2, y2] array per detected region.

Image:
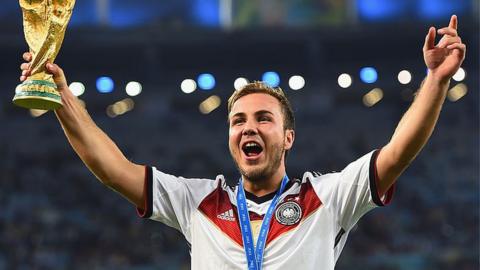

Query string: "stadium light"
[[397, 70, 412, 85], [107, 98, 135, 118], [15, 84, 22, 94], [338, 73, 352, 88], [126, 81, 142, 96], [452, 67, 466, 82], [288, 75, 305, 91], [30, 109, 48, 118], [234, 77, 249, 90], [96, 76, 114, 93], [360, 67, 378, 84], [69, 82, 85, 96], [363, 88, 384, 107], [199, 95, 221, 114], [197, 73, 216, 90], [181, 79, 197, 94], [262, 71, 280, 87], [447, 83, 467, 102]]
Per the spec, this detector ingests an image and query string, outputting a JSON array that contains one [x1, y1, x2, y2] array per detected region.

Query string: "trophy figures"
[[13, 0, 75, 110]]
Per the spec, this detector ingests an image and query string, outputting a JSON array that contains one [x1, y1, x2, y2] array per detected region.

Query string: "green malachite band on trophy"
[[20, 80, 57, 89], [12, 79, 63, 110], [14, 90, 60, 100]]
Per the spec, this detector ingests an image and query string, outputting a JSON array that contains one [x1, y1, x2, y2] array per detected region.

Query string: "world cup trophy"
[[13, 0, 75, 110]]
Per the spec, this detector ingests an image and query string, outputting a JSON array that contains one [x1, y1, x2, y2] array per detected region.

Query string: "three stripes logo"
[[217, 209, 235, 222]]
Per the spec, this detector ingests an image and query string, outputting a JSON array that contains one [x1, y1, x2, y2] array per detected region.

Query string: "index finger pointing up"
[[449, 15, 458, 30]]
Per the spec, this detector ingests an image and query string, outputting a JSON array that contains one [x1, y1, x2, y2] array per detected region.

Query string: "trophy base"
[[13, 80, 63, 110]]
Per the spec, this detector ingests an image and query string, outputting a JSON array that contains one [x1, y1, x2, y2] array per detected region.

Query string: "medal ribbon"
[[236, 175, 289, 270]]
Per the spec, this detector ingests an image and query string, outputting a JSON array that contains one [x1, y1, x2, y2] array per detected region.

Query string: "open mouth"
[[242, 142, 263, 157]]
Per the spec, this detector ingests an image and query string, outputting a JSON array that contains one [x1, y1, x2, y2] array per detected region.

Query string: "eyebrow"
[[255, 110, 274, 117], [230, 110, 274, 119]]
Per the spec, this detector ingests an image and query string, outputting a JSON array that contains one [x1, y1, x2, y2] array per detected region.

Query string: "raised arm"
[[20, 53, 145, 208], [375, 15, 466, 196]]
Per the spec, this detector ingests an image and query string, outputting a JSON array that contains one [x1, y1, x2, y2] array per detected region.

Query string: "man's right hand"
[[21, 52, 146, 208], [20, 52, 70, 93]]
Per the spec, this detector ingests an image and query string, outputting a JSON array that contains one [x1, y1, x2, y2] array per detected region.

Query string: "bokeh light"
[[360, 67, 378, 84], [397, 70, 412, 85], [69, 82, 85, 97], [126, 81, 142, 96], [338, 73, 353, 88], [262, 71, 280, 87], [452, 67, 466, 82], [288, 75, 305, 90], [197, 73, 216, 90], [447, 83, 468, 102], [363, 88, 384, 107], [96, 76, 114, 93], [199, 95, 221, 114], [181, 79, 197, 94], [234, 77, 249, 90]]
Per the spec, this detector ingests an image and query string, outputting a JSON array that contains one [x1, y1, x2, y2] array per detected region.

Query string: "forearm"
[[54, 90, 144, 206], [388, 73, 449, 164], [376, 73, 450, 194]]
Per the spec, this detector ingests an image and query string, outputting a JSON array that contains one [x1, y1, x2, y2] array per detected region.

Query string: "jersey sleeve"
[[136, 166, 218, 242], [311, 150, 395, 231]]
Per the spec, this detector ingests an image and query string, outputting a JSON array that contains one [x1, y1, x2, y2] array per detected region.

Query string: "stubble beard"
[[231, 142, 285, 184]]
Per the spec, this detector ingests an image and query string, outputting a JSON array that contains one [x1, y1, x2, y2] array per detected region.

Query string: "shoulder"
[[151, 166, 222, 184], [149, 166, 229, 199], [300, 170, 340, 185]]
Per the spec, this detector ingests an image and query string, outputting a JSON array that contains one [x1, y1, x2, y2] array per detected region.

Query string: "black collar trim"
[[244, 179, 296, 204]]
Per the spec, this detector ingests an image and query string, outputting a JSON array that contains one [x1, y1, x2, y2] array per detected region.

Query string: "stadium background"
[[0, 1, 478, 269]]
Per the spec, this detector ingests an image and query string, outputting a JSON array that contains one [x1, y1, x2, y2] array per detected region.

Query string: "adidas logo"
[[217, 209, 235, 222]]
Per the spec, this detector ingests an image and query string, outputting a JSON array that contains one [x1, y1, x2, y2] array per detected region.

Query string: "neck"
[[242, 168, 286, 197]]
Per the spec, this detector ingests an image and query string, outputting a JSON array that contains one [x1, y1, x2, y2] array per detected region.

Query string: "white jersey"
[[137, 150, 394, 270]]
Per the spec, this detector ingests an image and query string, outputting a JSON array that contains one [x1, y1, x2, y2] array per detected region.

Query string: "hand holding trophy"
[[13, 0, 75, 110]]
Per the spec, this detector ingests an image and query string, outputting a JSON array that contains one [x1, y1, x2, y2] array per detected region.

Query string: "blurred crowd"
[[0, 81, 477, 270]]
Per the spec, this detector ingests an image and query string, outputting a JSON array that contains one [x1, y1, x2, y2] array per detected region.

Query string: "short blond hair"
[[227, 81, 295, 131]]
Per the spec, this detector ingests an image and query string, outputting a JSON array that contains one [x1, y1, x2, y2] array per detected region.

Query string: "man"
[[20, 15, 466, 269]]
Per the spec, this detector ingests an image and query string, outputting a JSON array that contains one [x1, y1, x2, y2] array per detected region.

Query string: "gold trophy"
[[13, 0, 75, 110]]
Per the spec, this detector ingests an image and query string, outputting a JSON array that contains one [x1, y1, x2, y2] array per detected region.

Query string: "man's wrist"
[[426, 70, 452, 86]]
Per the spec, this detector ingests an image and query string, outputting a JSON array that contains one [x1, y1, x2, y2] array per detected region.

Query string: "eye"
[[258, 115, 271, 122], [231, 118, 245, 126]]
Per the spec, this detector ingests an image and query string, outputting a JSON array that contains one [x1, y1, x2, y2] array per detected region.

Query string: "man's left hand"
[[423, 15, 466, 82]]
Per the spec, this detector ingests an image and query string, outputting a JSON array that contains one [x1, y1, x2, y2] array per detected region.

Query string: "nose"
[[242, 120, 258, 136]]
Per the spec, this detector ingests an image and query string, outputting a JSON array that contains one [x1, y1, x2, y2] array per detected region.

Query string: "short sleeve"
[[136, 166, 218, 242], [311, 150, 395, 231]]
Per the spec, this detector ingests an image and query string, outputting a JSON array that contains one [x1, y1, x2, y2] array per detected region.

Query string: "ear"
[[284, 129, 295, 150]]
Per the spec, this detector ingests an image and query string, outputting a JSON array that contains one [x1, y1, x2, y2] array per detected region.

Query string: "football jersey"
[[137, 150, 394, 270]]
